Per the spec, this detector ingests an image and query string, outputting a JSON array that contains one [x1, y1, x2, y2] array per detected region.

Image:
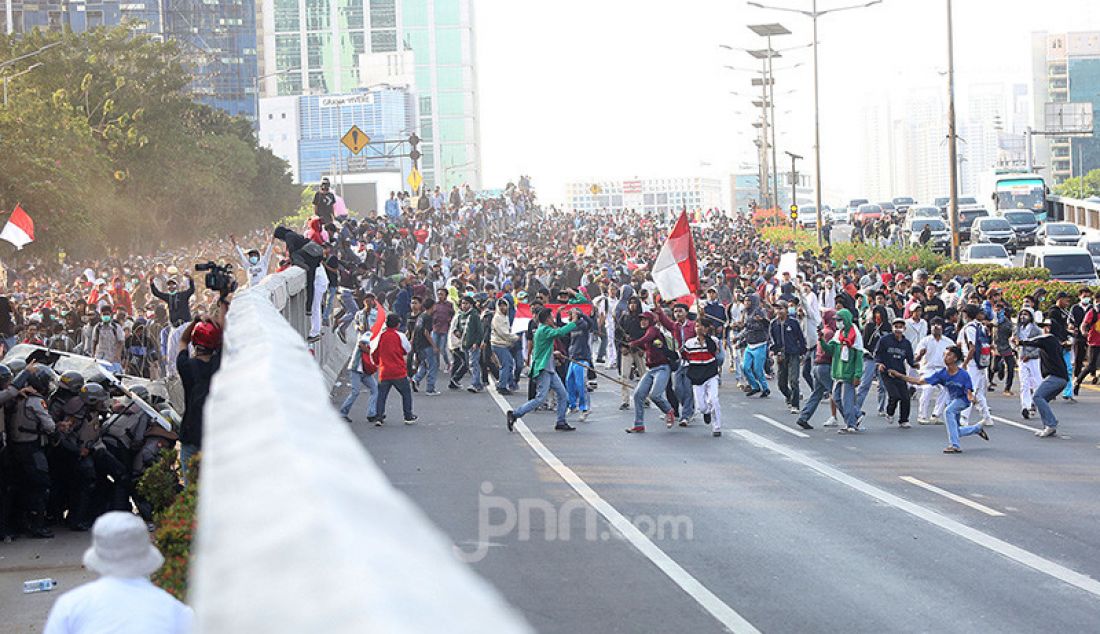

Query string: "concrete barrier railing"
[[190, 268, 531, 633], [1048, 195, 1100, 232]]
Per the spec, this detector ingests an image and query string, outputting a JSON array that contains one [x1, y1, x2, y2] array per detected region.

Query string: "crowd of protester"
[[1, 172, 1088, 552]]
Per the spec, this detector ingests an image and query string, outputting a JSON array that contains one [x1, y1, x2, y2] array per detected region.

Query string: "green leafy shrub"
[[935, 263, 999, 279], [990, 280, 1089, 311], [150, 451, 199, 601], [973, 267, 1050, 285]]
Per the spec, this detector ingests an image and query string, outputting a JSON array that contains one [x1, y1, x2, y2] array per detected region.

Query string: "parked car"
[[1078, 237, 1100, 272], [877, 201, 897, 218], [934, 197, 950, 213], [1037, 222, 1083, 246], [957, 207, 989, 241], [845, 198, 869, 222], [1002, 210, 1039, 246], [1023, 246, 1099, 284], [891, 197, 915, 214], [961, 243, 1014, 268], [853, 203, 883, 224], [905, 218, 950, 253], [971, 216, 1018, 254], [934, 196, 978, 213]]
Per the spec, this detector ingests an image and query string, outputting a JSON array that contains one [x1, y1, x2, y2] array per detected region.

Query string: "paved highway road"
[[336, 361, 1100, 633]]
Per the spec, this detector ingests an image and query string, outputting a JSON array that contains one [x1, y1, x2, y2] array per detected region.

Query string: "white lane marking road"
[[991, 415, 1041, 433], [489, 390, 760, 634], [752, 414, 810, 438], [733, 429, 1100, 599], [899, 476, 1006, 517]]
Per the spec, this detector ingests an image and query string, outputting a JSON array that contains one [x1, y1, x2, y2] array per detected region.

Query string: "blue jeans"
[[673, 365, 695, 418], [1062, 350, 1074, 398], [799, 364, 832, 423], [468, 346, 484, 390], [1034, 375, 1067, 428], [944, 398, 982, 448], [180, 443, 199, 487], [340, 369, 378, 419], [337, 290, 358, 328], [854, 357, 880, 413], [742, 344, 768, 392], [633, 364, 672, 425], [565, 361, 590, 411], [510, 342, 525, 386], [832, 380, 859, 429], [376, 377, 414, 419], [432, 332, 450, 369], [514, 369, 568, 424], [412, 346, 439, 392], [492, 345, 516, 391]]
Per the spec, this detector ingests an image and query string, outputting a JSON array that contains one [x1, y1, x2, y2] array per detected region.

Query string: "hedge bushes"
[[990, 280, 1088, 311], [973, 267, 1050, 285], [759, 227, 947, 273], [935, 263, 997, 279]]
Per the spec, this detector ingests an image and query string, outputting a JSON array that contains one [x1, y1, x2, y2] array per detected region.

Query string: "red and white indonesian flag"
[[0, 205, 35, 250], [652, 211, 699, 302], [511, 302, 533, 334]]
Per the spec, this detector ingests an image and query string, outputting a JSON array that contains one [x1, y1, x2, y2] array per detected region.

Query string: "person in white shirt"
[[230, 233, 275, 287], [914, 317, 950, 423], [44, 512, 192, 634], [959, 305, 993, 426]]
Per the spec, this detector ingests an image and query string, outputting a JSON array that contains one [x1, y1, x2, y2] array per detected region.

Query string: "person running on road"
[[823, 308, 864, 434], [624, 311, 676, 433], [681, 318, 722, 437], [890, 345, 989, 453], [876, 317, 915, 428], [507, 307, 580, 432], [1012, 318, 1069, 438]]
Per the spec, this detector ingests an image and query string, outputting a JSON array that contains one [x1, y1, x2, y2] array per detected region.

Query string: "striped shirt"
[[681, 335, 719, 385]]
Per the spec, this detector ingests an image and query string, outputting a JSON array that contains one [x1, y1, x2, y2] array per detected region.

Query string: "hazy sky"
[[473, 0, 1100, 204]]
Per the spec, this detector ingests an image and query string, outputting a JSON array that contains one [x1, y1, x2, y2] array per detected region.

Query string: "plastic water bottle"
[[23, 578, 58, 593]]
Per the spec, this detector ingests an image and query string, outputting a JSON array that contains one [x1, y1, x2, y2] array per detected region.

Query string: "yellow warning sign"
[[341, 125, 370, 154]]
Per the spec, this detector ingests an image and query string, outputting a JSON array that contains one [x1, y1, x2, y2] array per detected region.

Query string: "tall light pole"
[[747, 1, 884, 245], [748, 24, 791, 211], [946, 0, 960, 260], [2, 62, 41, 107]]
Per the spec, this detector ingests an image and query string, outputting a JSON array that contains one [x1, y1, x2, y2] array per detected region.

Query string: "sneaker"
[[404, 415, 418, 425], [983, 419, 994, 427], [916, 417, 930, 425], [506, 410, 517, 432], [410, 381, 419, 393], [336, 329, 347, 344], [1021, 408, 1030, 419], [1062, 396, 1077, 404], [886, 415, 895, 425], [745, 388, 760, 397], [579, 411, 589, 423], [619, 403, 630, 410], [374, 419, 384, 427], [857, 412, 866, 426], [567, 407, 578, 415], [713, 430, 722, 437], [899, 421, 911, 429], [788, 405, 799, 414], [554, 423, 576, 431], [703, 413, 712, 425], [448, 381, 461, 391], [1003, 390, 1013, 397], [625, 425, 646, 433], [497, 388, 513, 395], [307, 334, 322, 343], [467, 386, 484, 394], [978, 425, 989, 441], [425, 390, 441, 396], [823, 417, 838, 428], [796, 420, 813, 430], [665, 410, 675, 428], [838, 427, 860, 434], [1035, 426, 1057, 438], [759, 390, 770, 399], [878, 410, 887, 418]]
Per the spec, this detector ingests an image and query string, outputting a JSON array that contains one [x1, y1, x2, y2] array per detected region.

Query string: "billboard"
[[1043, 102, 1094, 134]]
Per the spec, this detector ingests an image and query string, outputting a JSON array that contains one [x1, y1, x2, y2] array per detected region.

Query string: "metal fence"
[[190, 267, 530, 633]]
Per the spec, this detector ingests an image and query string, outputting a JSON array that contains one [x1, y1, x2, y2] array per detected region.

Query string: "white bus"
[[981, 171, 1048, 222]]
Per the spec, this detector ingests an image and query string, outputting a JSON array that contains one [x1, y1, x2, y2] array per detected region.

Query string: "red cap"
[[192, 322, 223, 350]]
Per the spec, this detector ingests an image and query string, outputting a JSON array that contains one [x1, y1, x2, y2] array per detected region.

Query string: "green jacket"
[[824, 308, 864, 383], [460, 309, 484, 349], [529, 320, 578, 378]]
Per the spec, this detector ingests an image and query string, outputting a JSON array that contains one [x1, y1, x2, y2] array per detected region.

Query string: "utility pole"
[[767, 40, 780, 210], [946, 0, 961, 261], [811, 0, 823, 245], [787, 151, 803, 211]]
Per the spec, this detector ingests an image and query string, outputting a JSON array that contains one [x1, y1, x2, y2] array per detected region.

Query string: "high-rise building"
[[164, 0, 258, 119], [3, 0, 161, 38], [566, 177, 724, 216], [257, 0, 481, 189], [1031, 31, 1100, 185], [258, 85, 415, 184]]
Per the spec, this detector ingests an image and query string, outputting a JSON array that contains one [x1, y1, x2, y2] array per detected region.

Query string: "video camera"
[[195, 261, 238, 296]]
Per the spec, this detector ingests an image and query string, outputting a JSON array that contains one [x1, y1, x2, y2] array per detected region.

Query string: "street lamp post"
[[747, 1, 884, 245], [2, 62, 42, 107], [945, 0, 960, 260]]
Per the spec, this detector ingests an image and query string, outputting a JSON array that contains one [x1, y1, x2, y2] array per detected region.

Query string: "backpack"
[[969, 322, 991, 369], [656, 327, 680, 369]]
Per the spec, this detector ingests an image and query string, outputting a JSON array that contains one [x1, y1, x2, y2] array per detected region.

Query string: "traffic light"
[[408, 133, 421, 163], [789, 204, 799, 221]]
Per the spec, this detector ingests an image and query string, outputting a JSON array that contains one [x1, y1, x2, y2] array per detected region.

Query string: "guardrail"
[[190, 267, 531, 633], [1048, 195, 1100, 231]]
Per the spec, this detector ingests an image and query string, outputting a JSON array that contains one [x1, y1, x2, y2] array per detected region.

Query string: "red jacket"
[[371, 328, 411, 381]]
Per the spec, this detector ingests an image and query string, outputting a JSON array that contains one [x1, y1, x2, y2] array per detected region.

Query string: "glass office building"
[[3, 0, 161, 38], [259, 0, 481, 189]]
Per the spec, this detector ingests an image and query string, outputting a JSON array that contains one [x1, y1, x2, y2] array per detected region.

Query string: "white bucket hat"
[[83, 512, 164, 578]]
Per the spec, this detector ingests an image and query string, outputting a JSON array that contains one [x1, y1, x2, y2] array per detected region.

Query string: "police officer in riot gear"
[[46, 370, 89, 528], [5, 364, 58, 538], [63, 383, 110, 531], [95, 385, 152, 513], [0, 363, 19, 540]]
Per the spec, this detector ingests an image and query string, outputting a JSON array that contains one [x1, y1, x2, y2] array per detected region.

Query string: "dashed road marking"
[[899, 476, 1005, 517]]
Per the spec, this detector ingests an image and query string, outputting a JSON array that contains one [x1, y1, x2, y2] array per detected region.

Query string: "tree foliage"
[[0, 27, 300, 257], [1053, 169, 1100, 199]]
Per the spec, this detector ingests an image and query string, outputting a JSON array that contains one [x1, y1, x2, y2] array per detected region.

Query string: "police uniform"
[[45, 391, 85, 525], [0, 385, 20, 538], [95, 400, 152, 512], [5, 391, 57, 537]]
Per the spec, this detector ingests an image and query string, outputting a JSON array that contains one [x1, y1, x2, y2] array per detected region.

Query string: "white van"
[[1022, 246, 1099, 284]]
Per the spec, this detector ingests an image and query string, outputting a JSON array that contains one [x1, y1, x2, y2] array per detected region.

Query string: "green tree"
[[0, 27, 301, 257], [1053, 168, 1100, 199]]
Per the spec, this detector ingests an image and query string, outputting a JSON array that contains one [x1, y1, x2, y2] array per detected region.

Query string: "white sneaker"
[[822, 416, 838, 428], [789, 405, 799, 414], [983, 418, 994, 427], [579, 411, 589, 423], [916, 417, 930, 425], [1035, 426, 1057, 438]]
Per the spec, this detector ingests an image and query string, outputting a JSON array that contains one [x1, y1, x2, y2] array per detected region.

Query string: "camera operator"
[[176, 291, 229, 485], [273, 225, 325, 340]]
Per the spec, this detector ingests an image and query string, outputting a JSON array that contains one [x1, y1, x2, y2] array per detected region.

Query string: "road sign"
[[407, 167, 423, 192], [341, 125, 370, 155], [590, 184, 601, 195]]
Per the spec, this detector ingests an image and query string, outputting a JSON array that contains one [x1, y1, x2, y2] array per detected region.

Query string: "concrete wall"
[[1049, 196, 1100, 233], [190, 268, 531, 633]]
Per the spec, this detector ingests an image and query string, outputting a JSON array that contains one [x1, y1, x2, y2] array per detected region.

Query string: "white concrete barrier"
[[191, 268, 531, 633]]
